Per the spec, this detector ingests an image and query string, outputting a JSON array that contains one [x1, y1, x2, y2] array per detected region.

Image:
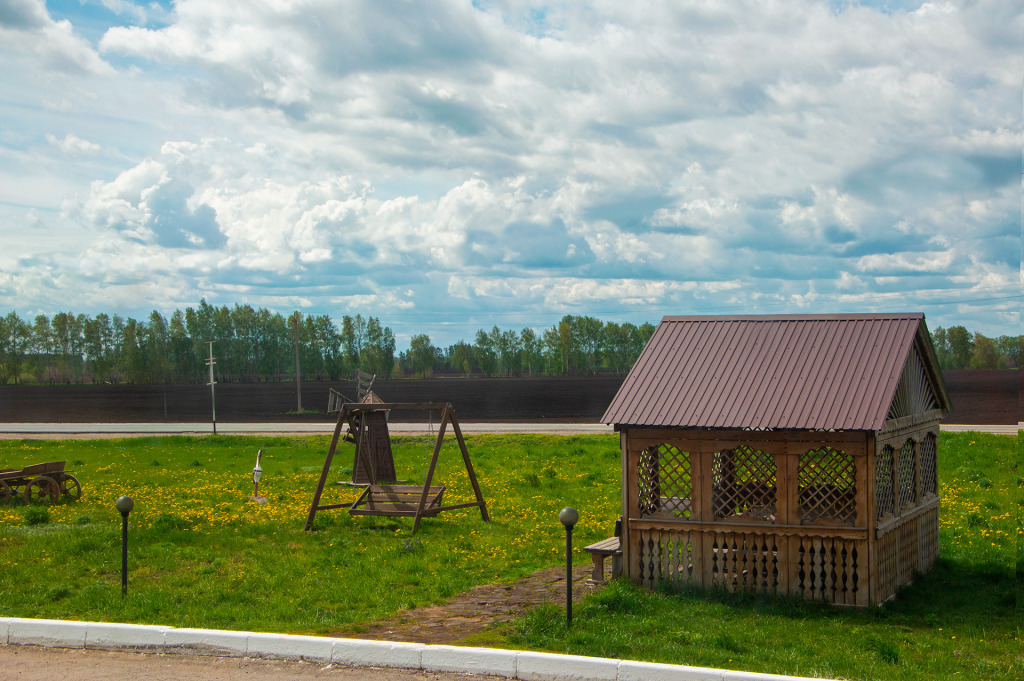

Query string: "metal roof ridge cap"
[[660, 312, 926, 322]]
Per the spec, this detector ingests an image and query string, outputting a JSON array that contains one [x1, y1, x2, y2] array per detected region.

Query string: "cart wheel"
[[61, 475, 82, 501], [25, 476, 59, 505], [0, 480, 10, 504]]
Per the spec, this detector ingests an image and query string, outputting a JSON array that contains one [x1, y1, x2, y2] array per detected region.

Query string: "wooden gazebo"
[[602, 313, 950, 606]]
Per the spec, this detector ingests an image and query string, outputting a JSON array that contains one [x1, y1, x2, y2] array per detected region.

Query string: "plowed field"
[[0, 370, 1017, 424]]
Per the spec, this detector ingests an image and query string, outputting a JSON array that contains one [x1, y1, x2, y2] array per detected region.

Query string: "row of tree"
[[930, 326, 1020, 370], [401, 316, 656, 378], [0, 303, 656, 385], [1, 306, 1016, 386], [0, 303, 396, 385]]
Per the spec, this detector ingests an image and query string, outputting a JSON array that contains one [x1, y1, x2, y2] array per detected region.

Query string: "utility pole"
[[206, 340, 217, 434]]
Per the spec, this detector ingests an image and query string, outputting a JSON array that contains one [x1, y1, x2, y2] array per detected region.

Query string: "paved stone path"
[[341, 564, 599, 644]]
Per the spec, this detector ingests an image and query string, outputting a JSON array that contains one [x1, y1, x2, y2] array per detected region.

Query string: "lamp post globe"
[[115, 496, 134, 515], [559, 506, 578, 529]]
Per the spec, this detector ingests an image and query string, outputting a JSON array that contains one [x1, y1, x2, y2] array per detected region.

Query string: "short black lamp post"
[[115, 496, 134, 596], [559, 506, 579, 626]]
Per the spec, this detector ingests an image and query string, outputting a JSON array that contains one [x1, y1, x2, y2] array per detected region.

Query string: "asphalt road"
[[0, 422, 1018, 438], [0, 422, 615, 438]]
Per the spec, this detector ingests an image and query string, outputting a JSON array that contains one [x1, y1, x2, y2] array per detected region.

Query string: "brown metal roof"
[[602, 313, 950, 431]]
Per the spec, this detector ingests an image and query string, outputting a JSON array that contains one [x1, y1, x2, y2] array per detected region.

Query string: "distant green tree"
[[362, 317, 395, 377], [946, 326, 973, 369], [51, 311, 85, 382], [143, 310, 171, 383], [574, 315, 605, 374], [31, 314, 56, 382], [120, 317, 144, 383], [168, 310, 196, 382], [520, 328, 542, 376], [969, 333, 1002, 369], [0, 312, 31, 384], [340, 314, 366, 371], [447, 341, 475, 376], [409, 334, 435, 377], [930, 326, 950, 368], [996, 335, 1021, 368], [490, 326, 521, 376], [474, 329, 497, 377]]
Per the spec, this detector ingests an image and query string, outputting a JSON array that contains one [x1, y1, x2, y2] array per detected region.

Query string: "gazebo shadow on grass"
[[647, 556, 1015, 629]]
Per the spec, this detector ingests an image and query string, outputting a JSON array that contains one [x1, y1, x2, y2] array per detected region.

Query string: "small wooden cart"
[[0, 461, 82, 505]]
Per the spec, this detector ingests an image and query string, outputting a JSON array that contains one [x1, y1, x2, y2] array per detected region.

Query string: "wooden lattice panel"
[[875, 445, 895, 519], [896, 521, 920, 587], [705, 531, 781, 592], [798, 447, 856, 525], [897, 439, 917, 510], [637, 446, 660, 516], [887, 344, 939, 420], [711, 446, 777, 522], [874, 508, 938, 604], [638, 444, 692, 518], [919, 506, 939, 570], [634, 527, 698, 587], [920, 433, 938, 497], [795, 536, 862, 606], [875, 528, 898, 603]]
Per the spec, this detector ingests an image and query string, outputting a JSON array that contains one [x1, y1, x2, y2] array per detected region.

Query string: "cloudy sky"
[[1, 0, 1020, 348]]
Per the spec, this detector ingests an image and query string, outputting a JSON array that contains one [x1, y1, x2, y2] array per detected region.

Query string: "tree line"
[[0, 302, 396, 385], [0, 303, 655, 385], [1, 306, 1016, 386], [930, 326, 1020, 370]]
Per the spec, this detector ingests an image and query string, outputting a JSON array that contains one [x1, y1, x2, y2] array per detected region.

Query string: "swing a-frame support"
[[304, 401, 490, 533]]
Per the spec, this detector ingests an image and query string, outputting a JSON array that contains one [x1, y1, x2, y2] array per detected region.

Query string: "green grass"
[[0, 432, 1019, 680], [479, 431, 1022, 680], [0, 433, 620, 633]]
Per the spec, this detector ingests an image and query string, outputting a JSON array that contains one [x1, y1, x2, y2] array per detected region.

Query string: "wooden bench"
[[583, 536, 622, 583], [348, 484, 446, 518]]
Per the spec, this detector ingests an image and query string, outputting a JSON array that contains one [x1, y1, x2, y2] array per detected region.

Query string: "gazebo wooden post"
[[625, 440, 643, 579], [618, 430, 630, 580]]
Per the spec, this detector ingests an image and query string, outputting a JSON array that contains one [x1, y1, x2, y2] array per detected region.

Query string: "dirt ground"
[[0, 376, 624, 423], [0, 646, 507, 681], [0, 371, 1017, 424]]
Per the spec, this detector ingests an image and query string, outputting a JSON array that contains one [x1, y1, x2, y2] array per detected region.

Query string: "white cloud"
[[0, 0, 111, 74], [0, 0, 1019, 343], [46, 133, 102, 156]]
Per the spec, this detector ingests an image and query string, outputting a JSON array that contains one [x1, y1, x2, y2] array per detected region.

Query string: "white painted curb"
[[0, 618, 832, 681]]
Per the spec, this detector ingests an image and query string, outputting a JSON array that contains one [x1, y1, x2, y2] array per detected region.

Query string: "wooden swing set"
[[304, 400, 489, 533]]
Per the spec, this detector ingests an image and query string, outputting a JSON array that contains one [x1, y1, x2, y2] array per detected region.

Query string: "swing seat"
[[349, 484, 446, 518]]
